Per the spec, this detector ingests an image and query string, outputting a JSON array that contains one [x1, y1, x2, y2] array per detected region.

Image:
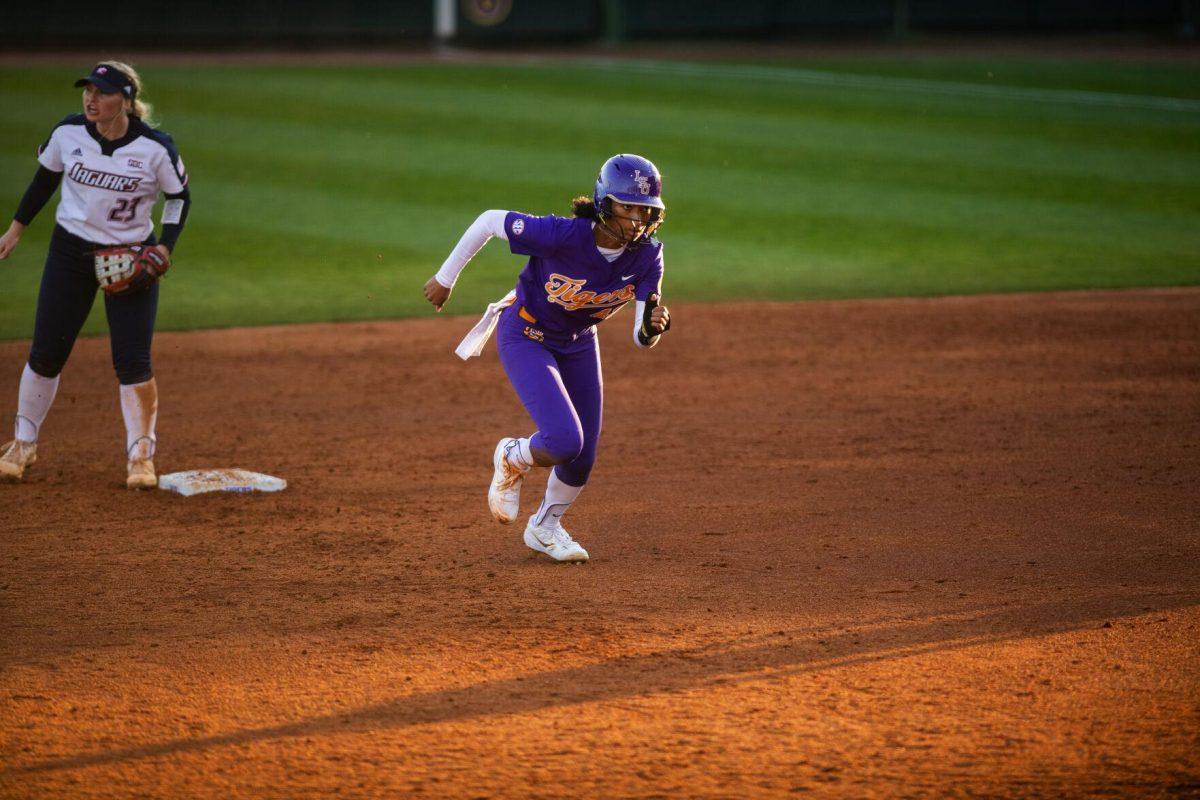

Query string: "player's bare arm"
[[0, 221, 24, 259]]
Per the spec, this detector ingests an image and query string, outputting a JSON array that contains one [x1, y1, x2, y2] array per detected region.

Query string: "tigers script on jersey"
[[505, 212, 664, 339], [37, 114, 187, 245]]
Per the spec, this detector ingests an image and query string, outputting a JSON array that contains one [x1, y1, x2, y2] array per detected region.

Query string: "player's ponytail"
[[99, 60, 156, 127], [571, 196, 599, 220]]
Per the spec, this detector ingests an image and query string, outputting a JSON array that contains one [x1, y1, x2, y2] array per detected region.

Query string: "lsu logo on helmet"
[[633, 170, 651, 196]]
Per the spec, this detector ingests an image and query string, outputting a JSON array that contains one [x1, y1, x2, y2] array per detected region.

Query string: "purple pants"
[[496, 304, 602, 488]]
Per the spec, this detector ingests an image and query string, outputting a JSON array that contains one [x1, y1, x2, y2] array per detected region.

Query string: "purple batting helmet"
[[592, 154, 665, 246]]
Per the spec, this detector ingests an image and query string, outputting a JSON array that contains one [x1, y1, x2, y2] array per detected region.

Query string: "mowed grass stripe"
[[0, 57, 1197, 338], [760, 55, 1200, 100], [581, 58, 1200, 113]]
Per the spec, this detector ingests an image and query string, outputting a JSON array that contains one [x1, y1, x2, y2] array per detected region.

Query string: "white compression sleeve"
[[434, 209, 510, 289]]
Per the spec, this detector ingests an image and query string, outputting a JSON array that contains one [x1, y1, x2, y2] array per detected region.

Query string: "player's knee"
[[26, 353, 65, 379], [562, 440, 598, 481], [537, 425, 584, 465], [114, 357, 153, 386]]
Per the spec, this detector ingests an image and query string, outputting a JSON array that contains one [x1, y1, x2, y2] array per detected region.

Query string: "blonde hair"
[[98, 60, 155, 127]]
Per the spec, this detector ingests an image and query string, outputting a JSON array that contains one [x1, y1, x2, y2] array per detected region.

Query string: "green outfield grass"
[[1, 54, 1198, 338]]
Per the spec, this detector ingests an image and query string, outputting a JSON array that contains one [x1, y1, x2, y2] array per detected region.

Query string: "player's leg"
[[500, 353, 585, 468], [491, 316, 585, 525], [552, 336, 603, 490], [104, 281, 159, 489], [2, 229, 97, 481], [524, 338, 601, 562]]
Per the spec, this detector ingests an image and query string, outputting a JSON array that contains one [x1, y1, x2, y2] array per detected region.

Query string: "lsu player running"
[[0, 62, 190, 488], [423, 154, 671, 562]]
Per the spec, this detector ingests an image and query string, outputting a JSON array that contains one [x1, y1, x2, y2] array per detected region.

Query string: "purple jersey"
[[504, 212, 664, 340]]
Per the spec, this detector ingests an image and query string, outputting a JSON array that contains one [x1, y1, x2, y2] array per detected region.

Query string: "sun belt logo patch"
[[633, 170, 651, 196], [511, 218, 525, 235]]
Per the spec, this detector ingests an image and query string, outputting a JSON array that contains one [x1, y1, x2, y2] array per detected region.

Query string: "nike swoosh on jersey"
[[621, 274, 636, 281]]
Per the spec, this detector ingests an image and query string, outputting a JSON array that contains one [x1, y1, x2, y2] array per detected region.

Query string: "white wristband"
[[161, 199, 185, 225]]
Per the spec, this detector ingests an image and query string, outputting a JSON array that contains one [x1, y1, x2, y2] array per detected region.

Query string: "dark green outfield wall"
[[6, 1, 434, 47], [617, 0, 1189, 37], [5, 0, 1194, 48]]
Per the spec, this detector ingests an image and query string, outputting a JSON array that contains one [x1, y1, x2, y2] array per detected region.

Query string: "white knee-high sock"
[[15, 363, 60, 442], [533, 469, 584, 527], [119, 378, 158, 460]]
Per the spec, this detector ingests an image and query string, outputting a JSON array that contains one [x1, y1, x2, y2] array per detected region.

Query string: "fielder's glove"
[[94, 245, 171, 296]]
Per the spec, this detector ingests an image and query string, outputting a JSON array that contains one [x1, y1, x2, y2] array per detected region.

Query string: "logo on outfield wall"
[[463, 0, 512, 27], [511, 219, 525, 235], [633, 170, 651, 195]]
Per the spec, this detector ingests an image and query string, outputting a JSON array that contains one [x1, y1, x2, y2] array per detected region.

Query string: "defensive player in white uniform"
[[0, 62, 190, 488]]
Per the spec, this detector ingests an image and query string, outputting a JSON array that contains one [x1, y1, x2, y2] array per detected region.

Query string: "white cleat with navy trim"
[[488, 437, 528, 524], [523, 517, 589, 563]]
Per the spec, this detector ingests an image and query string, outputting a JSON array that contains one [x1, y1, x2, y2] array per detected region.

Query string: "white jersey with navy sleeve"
[[37, 114, 188, 245]]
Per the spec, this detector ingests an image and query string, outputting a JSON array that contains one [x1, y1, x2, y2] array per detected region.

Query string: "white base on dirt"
[[158, 469, 287, 496]]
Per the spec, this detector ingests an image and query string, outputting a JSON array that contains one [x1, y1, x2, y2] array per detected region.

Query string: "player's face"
[[608, 202, 653, 242], [82, 84, 127, 125]]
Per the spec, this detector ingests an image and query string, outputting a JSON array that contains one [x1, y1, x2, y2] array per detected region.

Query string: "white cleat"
[[524, 517, 589, 563], [488, 437, 528, 524], [126, 458, 157, 490], [0, 439, 37, 482]]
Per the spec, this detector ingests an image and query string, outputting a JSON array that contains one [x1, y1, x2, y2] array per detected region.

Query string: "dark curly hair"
[[571, 196, 599, 220]]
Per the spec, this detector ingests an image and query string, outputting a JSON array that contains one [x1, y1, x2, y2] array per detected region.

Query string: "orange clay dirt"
[[1, 290, 1198, 799]]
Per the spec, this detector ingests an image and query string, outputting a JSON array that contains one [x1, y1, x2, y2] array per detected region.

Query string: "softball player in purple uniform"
[[0, 62, 191, 488], [423, 154, 671, 562]]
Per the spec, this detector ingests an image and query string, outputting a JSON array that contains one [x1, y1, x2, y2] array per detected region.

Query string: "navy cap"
[[73, 64, 135, 98]]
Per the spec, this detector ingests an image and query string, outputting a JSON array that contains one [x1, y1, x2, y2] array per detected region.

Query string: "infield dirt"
[[2, 290, 1198, 798]]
